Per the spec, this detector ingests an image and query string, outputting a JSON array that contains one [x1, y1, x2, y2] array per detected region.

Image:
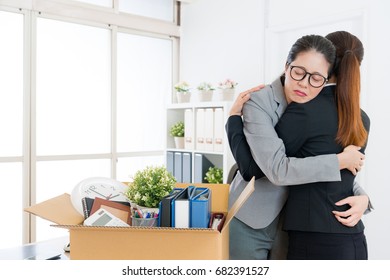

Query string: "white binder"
[[196, 108, 205, 151], [184, 109, 194, 150], [204, 108, 214, 151], [214, 108, 224, 152]]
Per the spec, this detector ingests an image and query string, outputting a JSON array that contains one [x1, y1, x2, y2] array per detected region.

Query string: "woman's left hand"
[[229, 84, 265, 116], [332, 195, 369, 227]]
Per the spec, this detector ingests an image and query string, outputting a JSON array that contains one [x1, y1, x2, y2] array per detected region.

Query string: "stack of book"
[[81, 197, 132, 225]]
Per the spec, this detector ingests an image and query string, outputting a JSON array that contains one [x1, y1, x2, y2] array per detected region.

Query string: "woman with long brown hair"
[[226, 31, 371, 259], [276, 31, 369, 259]]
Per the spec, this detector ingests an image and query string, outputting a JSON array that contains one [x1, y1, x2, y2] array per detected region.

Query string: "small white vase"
[[198, 90, 213, 102], [176, 91, 191, 103], [174, 136, 185, 149], [219, 88, 235, 101]]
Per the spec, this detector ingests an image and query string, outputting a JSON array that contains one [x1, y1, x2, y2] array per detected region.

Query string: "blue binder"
[[194, 153, 213, 183], [174, 152, 183, 182], [190, 187, 211, 228], [166, 151, 175, 177], [182, 152, 192, 183]]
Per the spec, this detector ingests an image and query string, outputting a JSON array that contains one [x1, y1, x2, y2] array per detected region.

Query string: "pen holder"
[[131, 216, 158, 227]]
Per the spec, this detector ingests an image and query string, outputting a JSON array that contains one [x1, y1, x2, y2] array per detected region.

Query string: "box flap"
[[24, 193, 84, 225], [221, 177, 255, 233]]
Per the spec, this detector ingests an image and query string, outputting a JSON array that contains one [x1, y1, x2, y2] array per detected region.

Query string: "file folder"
[[166, 151, 175, 177], [214, 108, 224, 152], [171, 186, 194, 228], [174, 152, 183, 183], [194, 153, 213, 183], [184, 109, 194, 150], [190, 187, 211, 228], [196, 108, 205, 150], [158, 188, 183, 227], [204, 108, 214, 151], [182, 152, 192, 183]]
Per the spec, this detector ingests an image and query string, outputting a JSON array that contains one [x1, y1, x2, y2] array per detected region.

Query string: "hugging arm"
[[275, 102, 372, 225], [332, 181, 373, 227], [226, 88, 372, 227], [243, 94, 341, 186], [226, 115, 265, 181]]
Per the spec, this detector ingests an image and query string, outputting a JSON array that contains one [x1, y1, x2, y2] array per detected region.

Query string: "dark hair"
[[286, 34, 336, 78], [325, 31, 367, 147]]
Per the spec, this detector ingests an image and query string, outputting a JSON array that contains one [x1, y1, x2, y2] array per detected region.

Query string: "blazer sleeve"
[[243, 91, 341, 186], [353, 180, 374, 214], [225, 115, 266, 181]]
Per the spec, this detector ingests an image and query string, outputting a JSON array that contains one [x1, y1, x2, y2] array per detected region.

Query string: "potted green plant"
[[204, 166, 223, 184], [197, 82, 215, 102], [174, 81, 191, 103], [170, 121, 185, 149], [125, 165, 176, 209]]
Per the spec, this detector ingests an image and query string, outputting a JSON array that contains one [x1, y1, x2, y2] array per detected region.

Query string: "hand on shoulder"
[[229, 84, 265, 116]]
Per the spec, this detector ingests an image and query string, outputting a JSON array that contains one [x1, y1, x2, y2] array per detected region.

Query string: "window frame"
[[0, 0, 180, 246]]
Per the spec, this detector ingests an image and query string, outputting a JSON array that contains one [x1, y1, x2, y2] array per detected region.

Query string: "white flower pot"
[[198, 90, 213, 102], [219, 88, 235, 101], [176, 92, 191, 103], [174, 137, 185, 149]]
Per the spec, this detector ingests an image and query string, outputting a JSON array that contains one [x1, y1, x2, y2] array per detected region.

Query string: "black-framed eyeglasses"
[[289, 65, 328, 88]]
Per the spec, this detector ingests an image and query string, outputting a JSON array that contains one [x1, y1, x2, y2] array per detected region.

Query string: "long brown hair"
[[325, 31, 368, 147]]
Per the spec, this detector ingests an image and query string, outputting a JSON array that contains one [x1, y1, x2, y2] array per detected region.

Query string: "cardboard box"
[[25, 178, 254, 260]]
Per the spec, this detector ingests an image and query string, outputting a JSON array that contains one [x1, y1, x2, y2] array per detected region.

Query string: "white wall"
[[361, 0, 390, 260], [180, 0, 265, 93], [181, 0, 390, 260]]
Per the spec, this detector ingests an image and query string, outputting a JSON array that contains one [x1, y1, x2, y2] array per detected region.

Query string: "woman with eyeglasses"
[[226, 32, 371, 260]]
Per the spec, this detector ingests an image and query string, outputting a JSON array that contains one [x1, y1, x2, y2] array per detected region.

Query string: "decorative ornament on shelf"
[[197, 82, 215, 102], [218, 78, 238, 101], [170, 121, 185, 149], [124, 165, 176, 209], [174, 81, 191, 103], [204, 166, 223, 184]]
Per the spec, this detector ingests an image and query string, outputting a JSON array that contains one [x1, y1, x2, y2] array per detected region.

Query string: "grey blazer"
[[229, 78, 343, 229]]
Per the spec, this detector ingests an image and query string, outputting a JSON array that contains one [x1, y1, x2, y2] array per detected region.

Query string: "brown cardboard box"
[[25, 178, 254, 260]]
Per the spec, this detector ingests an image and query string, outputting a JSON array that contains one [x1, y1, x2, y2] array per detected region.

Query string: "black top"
[[225, 85, 370, 233], [225, 115, 265, 181]]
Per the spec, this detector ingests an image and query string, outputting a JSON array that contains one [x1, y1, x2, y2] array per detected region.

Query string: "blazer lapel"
[[271, 77, 287, 119]]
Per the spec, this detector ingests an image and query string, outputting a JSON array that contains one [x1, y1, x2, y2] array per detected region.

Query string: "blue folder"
[[190, 187, 211, 228]]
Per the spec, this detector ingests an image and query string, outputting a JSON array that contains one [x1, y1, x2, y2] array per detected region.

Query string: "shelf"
[[165, 101, 235, 184], [166, 148, 224, 156], [167, 100, 232, 110]]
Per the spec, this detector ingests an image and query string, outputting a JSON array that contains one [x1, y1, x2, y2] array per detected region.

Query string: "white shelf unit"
[[166, 101, 235, 184]]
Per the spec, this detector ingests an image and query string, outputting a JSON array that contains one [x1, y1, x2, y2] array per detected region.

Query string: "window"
[[0, 1, 177, 247], [70, 0, 112, 8], [116, 33, 172, 153], [119, 0, 174, 22], [0, 11, 23, 157], [0, 10, 24, 249], [36, 18, 111, 156], [115, 32, 172, 181]]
